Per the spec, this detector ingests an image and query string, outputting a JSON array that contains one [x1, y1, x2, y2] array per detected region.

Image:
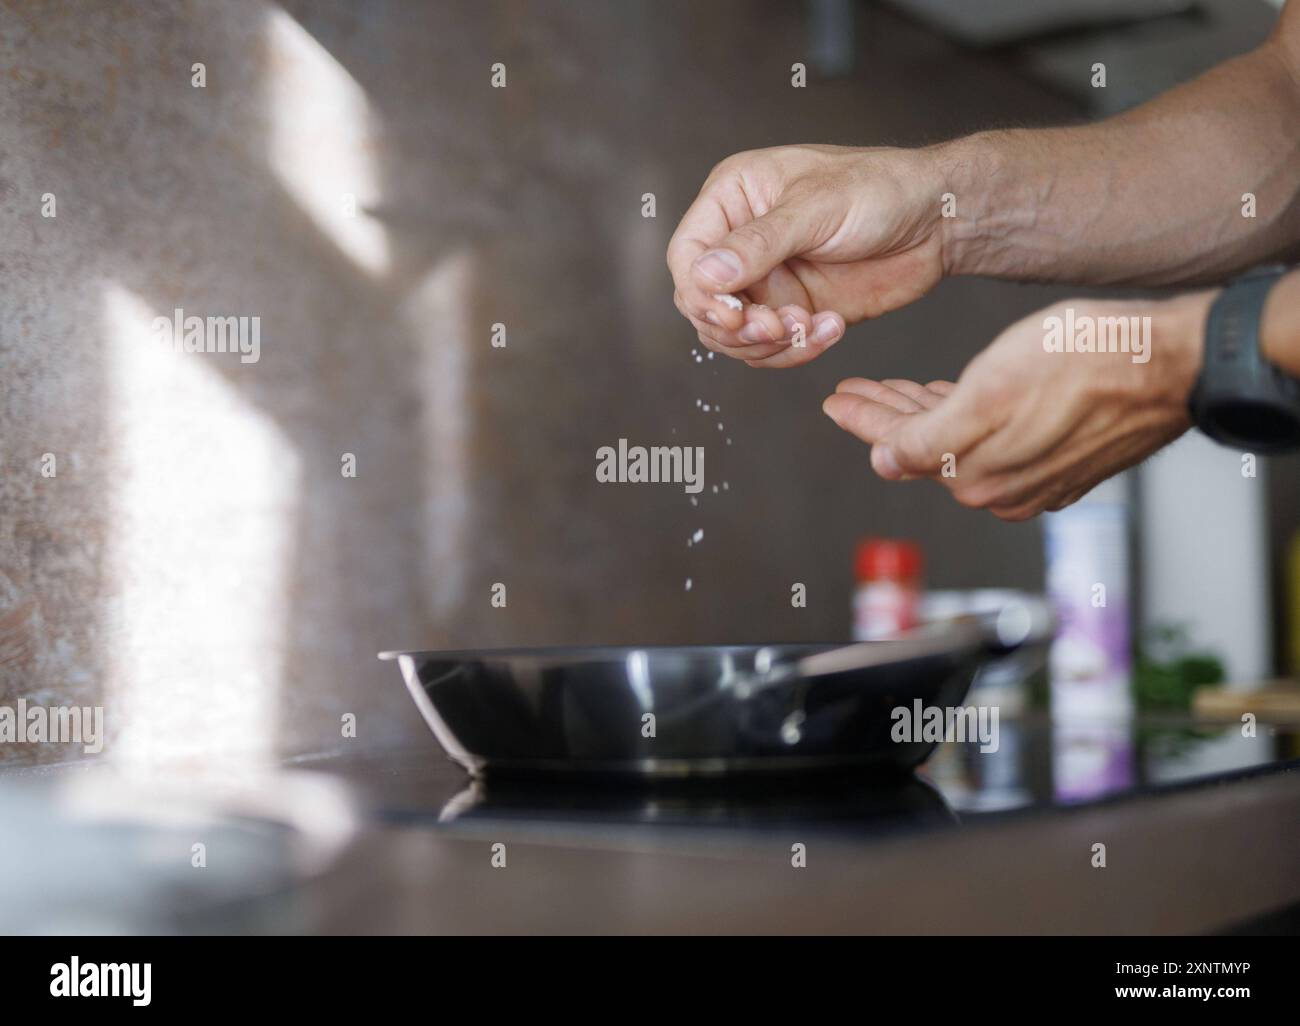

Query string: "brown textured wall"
[[0, 0, 1078, 768]]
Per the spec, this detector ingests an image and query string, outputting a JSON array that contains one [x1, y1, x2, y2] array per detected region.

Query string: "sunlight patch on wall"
[[403, 251, 475, 618], [101, 284, 300, 774], [263, 6, 390, 277]]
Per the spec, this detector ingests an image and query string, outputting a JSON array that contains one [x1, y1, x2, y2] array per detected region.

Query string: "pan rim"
[[377, 641, 860, 663]]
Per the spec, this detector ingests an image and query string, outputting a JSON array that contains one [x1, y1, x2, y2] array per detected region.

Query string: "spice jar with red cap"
[[853, 538, 923, 641]]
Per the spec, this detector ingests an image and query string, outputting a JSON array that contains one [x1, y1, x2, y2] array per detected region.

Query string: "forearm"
[[934, 28, 1300, 287]]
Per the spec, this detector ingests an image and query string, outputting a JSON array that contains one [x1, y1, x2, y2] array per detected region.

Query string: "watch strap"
[[1188, 264, 1300, 453]]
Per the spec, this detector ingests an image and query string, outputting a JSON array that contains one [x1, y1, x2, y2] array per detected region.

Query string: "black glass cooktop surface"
[[292, 712, 1300, 843]]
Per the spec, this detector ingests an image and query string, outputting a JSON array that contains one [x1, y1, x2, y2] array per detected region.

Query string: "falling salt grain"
[[712, 484, 719, 493], [723, 482, 729, 491], [713, 293, 743, 312], [685, 578, 693, 591], [695, 398, 702, 408], [707, 352, 714, 360], [717, 423, 723, 431], [692, 528, 703, 544], [690, 496, 698, 506]]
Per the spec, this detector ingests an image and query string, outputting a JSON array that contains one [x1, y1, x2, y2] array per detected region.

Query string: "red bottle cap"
[[855, 538, 923, 583]]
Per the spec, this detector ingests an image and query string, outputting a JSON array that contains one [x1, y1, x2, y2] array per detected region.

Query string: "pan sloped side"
[[393, 644, 985, 779]]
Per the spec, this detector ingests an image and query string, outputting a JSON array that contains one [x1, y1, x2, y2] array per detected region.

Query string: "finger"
[[743, 310, 844, 368], [675, 287, 743, 337], [668, 196, 747, 332], [775, 304, 814, 345], [834, 378, 926, 414], [743, 263, 814, 313], [821, 393, 908, 443], [678, 290, 764, 354], [925, 380, 957, 397], [690, 198, 825, 298], [1047, 486, 1091, 513], [678, 284, 787, 356], [810, 311, 847, 350], [873, 385, 997, 480], [686, 309, 739, 352], [732, 339, 789, 361], [676, 289, 722, 331], [693, 319, 786, 360], [694, 329, 726, 354], [675, 289, 706, 326], [881, 379, 948, 411], [696, 319, 778, 356], [988, 502, 1044, 522], [723, 336, 781, 354], [738, 304, 786, 345]]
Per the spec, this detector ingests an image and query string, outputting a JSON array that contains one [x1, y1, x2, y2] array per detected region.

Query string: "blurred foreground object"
[[1044, 477, 1133, 720], [1194, 680, 1300, 724], [853, 538, 923, 641], [0, 772, 356, 934], [1134, 624, 1225, 710], [1289, 526, 1300, 675]]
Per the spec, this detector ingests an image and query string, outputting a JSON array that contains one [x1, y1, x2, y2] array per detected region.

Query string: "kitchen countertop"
[[287, 713, 1300, 934], [4, 712, 1298, 934]]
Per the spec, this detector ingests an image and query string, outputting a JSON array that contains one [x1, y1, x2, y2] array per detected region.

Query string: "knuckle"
[[731, 218, 778, 253], [893, 432, 935, 472], [708, 151, 750, 181]]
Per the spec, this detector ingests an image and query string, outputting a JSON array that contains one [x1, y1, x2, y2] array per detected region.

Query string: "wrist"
[[926, 135, 982, 278], [926, 131, 1013, 279], [1155, 289, 1216, 411], [1261, 269, 1300, 376]]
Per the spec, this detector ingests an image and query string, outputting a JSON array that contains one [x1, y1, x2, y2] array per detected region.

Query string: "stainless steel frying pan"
[[380, 601, 1051, 779]]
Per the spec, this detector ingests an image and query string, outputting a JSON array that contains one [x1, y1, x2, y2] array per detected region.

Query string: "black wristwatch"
[[1187, 264, 1300, 453]]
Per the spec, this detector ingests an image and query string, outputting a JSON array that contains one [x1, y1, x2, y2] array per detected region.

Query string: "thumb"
[[691, 202, 820, 293], [874, 395, 977, 480]]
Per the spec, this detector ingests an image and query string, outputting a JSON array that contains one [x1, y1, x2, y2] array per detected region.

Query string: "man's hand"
[[667, 144, 947, 368], [821, 293, 1216, 520], [668, 4, 1300, 369]]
